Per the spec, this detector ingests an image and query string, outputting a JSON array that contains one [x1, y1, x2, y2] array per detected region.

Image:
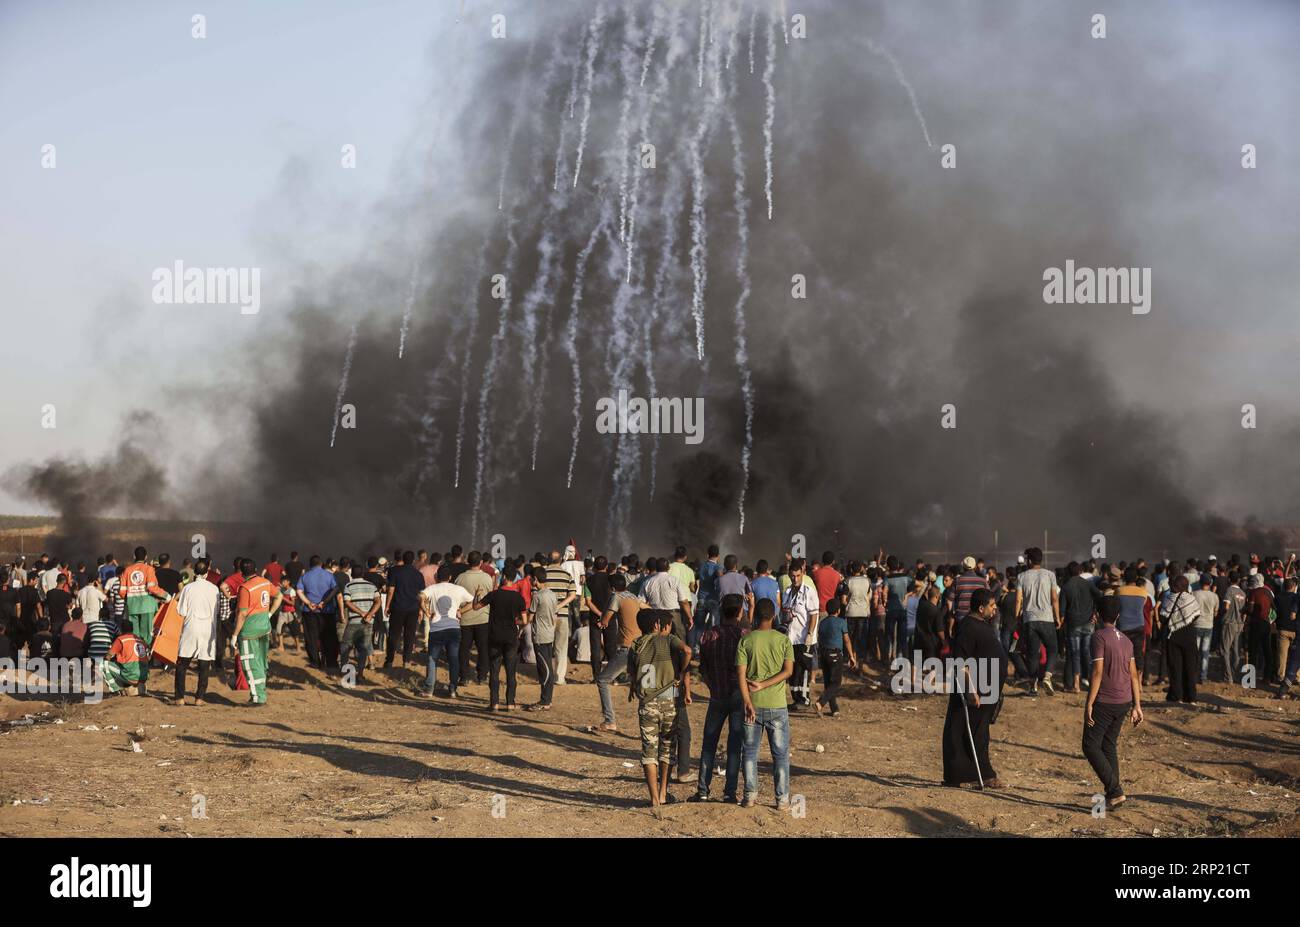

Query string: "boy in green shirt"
[[736, 599, 794, 808], [628, 609, 692, 808]]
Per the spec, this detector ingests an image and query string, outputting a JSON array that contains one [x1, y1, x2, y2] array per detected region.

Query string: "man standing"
[[942, 588, 1007, 789], [1015, 547, 1060, 695], [383, 550, 424, 670], [173, 558, 219, 705], [296, 555, 339, 670], [418, 565, 473, 698], [1060, 561, 1101, 693], [640, 557, 695, 781], [341, 565, 381, 684], [697, 545, 722, 633], [456, 552, 495, 687], [475, 578, 528, 711], [737, 599, 794, 809], [719, 555, 756, 625], [667, 547, 699, 643], [1220, 573, 1246, 683], [527, 566, 571, 711], [233, 559, 281, 706], [595, 572, 646, 732], [1083, 597, 1143, 809], [542, 551, 579, 684], [121, 547, 168, 646], [692, 596, 746, 803], [780, 558, 819, 709]]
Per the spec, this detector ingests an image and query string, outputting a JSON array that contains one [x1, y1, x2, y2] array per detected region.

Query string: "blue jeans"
[[596, 646, 629, 725], [886, 612, 907, 657], [742, 706, 790, 801], [1000, 625, 1015, 654], [1195, 627, 1212, 681], [697, 691, 744, 799], [1066, 625, 1093, 689], [424, 627, 461, 693]]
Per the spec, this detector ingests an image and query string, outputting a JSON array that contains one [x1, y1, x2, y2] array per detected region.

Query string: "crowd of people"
[[2, 540, 1296, 809]]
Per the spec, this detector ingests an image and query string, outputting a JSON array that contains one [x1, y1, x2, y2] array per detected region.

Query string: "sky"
[[0, 0, 464, 509], [2, 0, 1299, 559]]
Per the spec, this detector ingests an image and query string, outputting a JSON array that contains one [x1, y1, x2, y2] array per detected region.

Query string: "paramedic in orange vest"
[[122, 546, 169, 645], [233, 558, 282, 706]]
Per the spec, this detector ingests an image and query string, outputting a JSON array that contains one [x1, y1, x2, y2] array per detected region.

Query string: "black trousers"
[[459, 623, 490, 683], [791, 644, 816, 706], [320, 611, 340, 669], [301, 610, 325, 667], [671, 690, 691, 777], [488, 639, 519, 707], [817, 649, 845, 712], [1021, 622, 1058, 682], [1166, 624, 1199, 703], [588, 620, 604, 674], [174, 657, 210, 701], [534, 641, 556, 705], [385, 606, 419, 666], [1083, 700, 1131, 799], [1122, 627, 1146, 676]]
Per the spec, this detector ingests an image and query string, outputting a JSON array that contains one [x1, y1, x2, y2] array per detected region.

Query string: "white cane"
[[960, 666, 984, 790]]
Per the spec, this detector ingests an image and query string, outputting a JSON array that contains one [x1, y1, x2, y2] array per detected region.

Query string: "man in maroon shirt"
[[691, 595, 747, 803]]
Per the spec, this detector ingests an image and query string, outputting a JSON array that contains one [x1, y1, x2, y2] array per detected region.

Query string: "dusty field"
[[3, 647, 1300, 838]]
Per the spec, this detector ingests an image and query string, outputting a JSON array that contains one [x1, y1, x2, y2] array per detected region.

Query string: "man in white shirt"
[[419, 565, 474, 698], [781, 558, 820, 708], [173, 558, 220, 705], [76, 579, 107, 624]]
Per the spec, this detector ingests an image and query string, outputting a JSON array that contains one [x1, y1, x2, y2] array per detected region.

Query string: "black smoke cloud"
[[10, 413, 172, 558], [25, 0, 1300, 565]]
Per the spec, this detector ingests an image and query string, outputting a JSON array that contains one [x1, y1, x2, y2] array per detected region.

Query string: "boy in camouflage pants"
[[629, 609, 692, 808]]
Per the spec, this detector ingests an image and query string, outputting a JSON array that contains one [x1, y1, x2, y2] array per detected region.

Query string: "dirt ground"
[[4, 646, 1300, 838]]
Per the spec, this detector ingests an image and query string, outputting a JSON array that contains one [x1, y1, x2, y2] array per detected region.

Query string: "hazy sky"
[[0, 0, 469, 510]]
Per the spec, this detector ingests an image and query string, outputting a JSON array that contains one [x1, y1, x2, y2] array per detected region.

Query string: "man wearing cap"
[[946, 557, 989, 639]]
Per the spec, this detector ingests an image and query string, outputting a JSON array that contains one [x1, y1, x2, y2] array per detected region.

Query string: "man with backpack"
[[628, 609, 692, 808]]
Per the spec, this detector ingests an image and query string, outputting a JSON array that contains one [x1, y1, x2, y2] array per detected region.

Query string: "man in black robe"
[[942, 587, 1008, 788]]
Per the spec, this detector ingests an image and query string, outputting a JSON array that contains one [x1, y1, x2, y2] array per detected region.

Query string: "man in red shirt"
[[810, 551, 843, 614], [263, 554, 284, 586]]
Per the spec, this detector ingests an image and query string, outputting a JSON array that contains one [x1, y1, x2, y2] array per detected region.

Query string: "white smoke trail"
[[762, 10, 776, 221], [625, 2, 685, 287], [329, 322, 359, 449], [572, 2, 607, 189], [696, 0, 708, 88], [688, 32, 726, 363], [469, 222, 521, 542], [779, 0, 789, 44], [747, 7, 756, 74], [863, 38, 934, 148], [726, 104, 755, 536], [396, 259, 421, 360], [616, 9, 642, 244], [554, 24, 585, 190], [564, 209, 611, 488], [639, 0, 662, 87], [452, 246, 488, 489]]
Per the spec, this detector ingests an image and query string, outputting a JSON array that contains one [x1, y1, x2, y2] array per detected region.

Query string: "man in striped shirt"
[[544, 551, 579, 684], [946, 557, 989, 638]]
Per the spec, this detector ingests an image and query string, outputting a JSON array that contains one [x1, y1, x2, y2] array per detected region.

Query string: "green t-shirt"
[[736, 629, 794, 710], [629, 632, 686, 701]]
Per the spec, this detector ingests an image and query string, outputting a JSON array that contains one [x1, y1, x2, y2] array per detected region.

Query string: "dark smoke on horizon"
[[15, 0, 1300, 565]]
